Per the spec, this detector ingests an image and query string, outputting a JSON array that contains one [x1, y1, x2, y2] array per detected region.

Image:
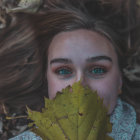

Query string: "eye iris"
[[59, 69, 71, 75], [92, 68, 105, 74]]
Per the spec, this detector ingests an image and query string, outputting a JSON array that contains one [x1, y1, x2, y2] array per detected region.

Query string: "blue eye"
[[55, 67, 73, 76], [88, 67, 107, 78], [57, 69, 72, 75], [91, 68, 106, 74]]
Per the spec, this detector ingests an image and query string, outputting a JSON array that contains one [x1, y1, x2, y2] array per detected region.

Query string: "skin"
[[47, 29, 122, 114]]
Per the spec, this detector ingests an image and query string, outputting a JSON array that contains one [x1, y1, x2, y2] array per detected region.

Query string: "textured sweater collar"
[[109, 98, 136, 140]]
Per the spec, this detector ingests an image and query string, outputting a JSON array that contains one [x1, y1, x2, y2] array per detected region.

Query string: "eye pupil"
[[59, 69, 72, 75], [92, 68, 105, 74]]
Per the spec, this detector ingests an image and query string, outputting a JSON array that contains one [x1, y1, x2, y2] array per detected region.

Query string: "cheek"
[[47, 76, 64, 99], [47, 78, 58, 99], [88, 73, 121, 114], [47, 73, 74, 99], [89, 80, 118, 102]]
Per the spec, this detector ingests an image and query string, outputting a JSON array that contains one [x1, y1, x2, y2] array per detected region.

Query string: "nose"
[[75, 71, 87, 87]]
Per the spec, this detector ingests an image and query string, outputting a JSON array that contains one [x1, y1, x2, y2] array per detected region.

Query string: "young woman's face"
[[47, 29, 122, 114]]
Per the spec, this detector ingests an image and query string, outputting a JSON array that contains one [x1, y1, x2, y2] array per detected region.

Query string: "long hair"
[[0, 1, 139, 137], [0, 14, 46, 113], [30, 7, 127, 73], [41, 0, 140, 123]]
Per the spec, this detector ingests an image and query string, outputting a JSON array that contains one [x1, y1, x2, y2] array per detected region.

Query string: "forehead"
[[48, 29, 117, 61]]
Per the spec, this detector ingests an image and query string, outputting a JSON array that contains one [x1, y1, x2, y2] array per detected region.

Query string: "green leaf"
[[27, 81, 113, 140]]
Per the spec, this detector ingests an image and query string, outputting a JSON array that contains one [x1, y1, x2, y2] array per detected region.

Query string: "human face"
[[47, 29, 122, 114]]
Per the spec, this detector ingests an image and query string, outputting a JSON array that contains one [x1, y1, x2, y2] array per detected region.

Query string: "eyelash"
[[87, 66, 107, 78], [54, 66, 73, 77], [53, 65, 107, 78]]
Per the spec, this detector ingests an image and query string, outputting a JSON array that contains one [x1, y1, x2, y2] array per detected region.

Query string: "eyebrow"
[[50, 58, 72, 64], [86, 56, 112, 62], [50, 55, 112, 65]]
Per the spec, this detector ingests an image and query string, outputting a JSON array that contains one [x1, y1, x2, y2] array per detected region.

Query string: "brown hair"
[[31, 7, 140, 121], [0, 13, 47, 113], [0, 7, 128, 113], [30, 7, 127, 79]]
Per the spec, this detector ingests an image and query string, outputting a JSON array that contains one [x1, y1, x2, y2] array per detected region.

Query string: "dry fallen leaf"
[[28, 81, 113, 140]]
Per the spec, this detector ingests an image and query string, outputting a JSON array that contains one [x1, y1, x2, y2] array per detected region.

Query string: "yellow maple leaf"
[[27, 81, 113, 140]]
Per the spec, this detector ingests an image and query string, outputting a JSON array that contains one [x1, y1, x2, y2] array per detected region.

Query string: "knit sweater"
[[10, 99, 140, 140]]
